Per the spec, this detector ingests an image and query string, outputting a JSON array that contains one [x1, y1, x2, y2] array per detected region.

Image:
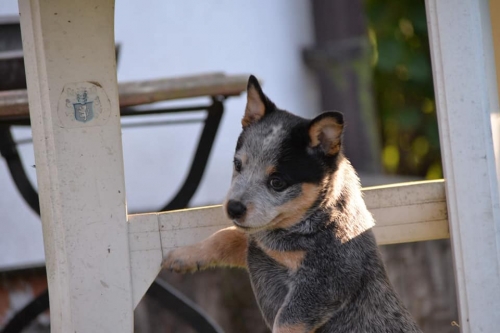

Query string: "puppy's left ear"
[[308, 112, 344, 156], [242, 75, 275, 128]]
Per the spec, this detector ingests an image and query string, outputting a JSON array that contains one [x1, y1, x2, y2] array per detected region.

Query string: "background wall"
[[0, 0, 319, 269]]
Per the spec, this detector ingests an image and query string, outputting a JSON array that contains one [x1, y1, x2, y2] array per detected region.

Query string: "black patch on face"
[[275, 121, 325, 186]]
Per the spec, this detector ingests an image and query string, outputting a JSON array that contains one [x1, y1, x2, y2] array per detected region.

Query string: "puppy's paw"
[[163, 246, 205, 273]]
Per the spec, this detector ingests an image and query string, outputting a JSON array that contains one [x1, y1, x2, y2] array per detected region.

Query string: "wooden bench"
[[0, 72, 248, 122]]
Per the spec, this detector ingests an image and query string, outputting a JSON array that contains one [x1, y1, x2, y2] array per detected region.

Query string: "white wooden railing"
[[127, 180, 450, 307]]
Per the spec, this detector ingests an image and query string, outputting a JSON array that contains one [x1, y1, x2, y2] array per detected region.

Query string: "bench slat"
[[0, 72, 249, 121]]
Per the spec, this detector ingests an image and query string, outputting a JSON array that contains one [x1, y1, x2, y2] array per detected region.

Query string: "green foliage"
[[365, 0, 442, 179]]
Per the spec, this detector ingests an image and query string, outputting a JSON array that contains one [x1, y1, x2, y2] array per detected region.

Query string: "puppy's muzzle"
[[226, 200, 247, 220]]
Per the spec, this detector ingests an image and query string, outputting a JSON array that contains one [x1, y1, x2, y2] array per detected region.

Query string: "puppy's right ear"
[[242, 75, 274, 128], [308, 111, 344, 156]]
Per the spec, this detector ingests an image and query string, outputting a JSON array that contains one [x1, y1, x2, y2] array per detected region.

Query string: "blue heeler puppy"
[[164, 75, 422, 333]]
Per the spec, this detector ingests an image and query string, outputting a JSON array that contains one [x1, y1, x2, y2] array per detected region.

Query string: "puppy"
[[164, 75, 422, 333]]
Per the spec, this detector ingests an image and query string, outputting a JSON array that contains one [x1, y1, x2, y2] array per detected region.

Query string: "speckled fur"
[[164, 76, 422, 333]]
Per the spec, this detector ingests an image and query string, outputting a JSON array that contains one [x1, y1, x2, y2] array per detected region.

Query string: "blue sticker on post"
[[72, 89, 95, 123], [58, 82, 111, 128]]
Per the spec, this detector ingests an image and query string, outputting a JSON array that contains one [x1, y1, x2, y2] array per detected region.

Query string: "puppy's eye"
[[268, 176, 288, 192], [234, 159, 242, 172]]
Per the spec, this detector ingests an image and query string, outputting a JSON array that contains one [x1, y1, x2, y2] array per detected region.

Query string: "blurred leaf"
[[376, 39, 404, 71], [407, 53, 431, 83], [424, 120, 440, 148], [426, 162, 443, 179], [421, 98, 435, 114], [407, 3, 428, 33], [399, 18, 415, 39], [383, 145, 400, 172], [398, 107, 421, 130], [412, 136, 430, 157]]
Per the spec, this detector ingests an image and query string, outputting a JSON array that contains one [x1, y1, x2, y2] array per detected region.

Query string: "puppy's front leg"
[[272, 283, 340, 333], [163, 226, 248, 273], [272, 308, 331, 333]]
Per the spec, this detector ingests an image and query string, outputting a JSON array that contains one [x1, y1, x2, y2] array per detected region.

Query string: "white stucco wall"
[[0, 0, 319, 269]]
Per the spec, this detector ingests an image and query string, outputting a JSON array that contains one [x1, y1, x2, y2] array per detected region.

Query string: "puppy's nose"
[[227, 200, 247, 219]]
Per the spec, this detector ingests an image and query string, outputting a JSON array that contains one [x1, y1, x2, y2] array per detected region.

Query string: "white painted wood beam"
[[128, 180, 449, 308], [425, 0, 500, 332], [18, 0, 134, 331]]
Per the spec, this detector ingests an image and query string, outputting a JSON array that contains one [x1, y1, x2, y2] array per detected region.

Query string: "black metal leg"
[[147, 278, 224, 333], [2, 98, 226, 213], [161, 96, 225, 211], [0, 289, 49, 333], [0, 125, 39, 214], [0, 280, 225, 333]]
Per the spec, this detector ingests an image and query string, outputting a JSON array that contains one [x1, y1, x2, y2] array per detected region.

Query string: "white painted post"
[[18, 0, 134, 332], [425, 0, 500, 332]]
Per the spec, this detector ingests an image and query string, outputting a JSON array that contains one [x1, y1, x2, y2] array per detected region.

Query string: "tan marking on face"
[[274, 323, 314, 333], [242, 85, 265, 128], [265, 165, 276, 176], [245, 202, 255, 215], [309, 117, 343, 155], [241, 153, 248, 165], [271, 183, 321, 229], [256, 240, 305, 271]]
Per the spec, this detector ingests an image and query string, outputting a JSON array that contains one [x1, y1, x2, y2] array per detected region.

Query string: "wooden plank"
[[0, 89, 27, 120], [0, 51, 26, 91], [18, 0, 134, 331], [128, 180, 449, 305], [118, 72, 249, 107], [0, 72, 248, 121], [364, 180, 449, 244], [128, 213, 162, 308], [425, 0, 500, 332]]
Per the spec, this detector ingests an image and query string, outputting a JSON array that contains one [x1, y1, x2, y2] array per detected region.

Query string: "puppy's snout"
[[226, 200, 247, 219]]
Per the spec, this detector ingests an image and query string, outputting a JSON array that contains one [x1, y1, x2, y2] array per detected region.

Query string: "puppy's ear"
[[308, 112, 344, 156], [242, 75, 274, 128]]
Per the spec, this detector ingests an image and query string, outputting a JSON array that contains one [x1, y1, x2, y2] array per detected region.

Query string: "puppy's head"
[[224, 75, 344, 232]]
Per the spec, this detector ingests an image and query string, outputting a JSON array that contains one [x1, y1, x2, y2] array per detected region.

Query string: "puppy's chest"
[[247, 241, 295, 281], [246, 242, 297, 325]]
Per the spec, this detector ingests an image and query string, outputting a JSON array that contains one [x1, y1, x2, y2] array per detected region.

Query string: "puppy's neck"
[[282, 157, 374, 241], [322, 157, 375, 243]]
